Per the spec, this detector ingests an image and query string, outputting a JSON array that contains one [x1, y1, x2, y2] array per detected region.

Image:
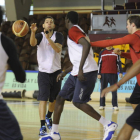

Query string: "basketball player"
[[0, 6, 26, 140], [101, 59, 140, 140], [42, 11, 118, 140], [90, 15, 140, 140], [30, 16, 64, 136]]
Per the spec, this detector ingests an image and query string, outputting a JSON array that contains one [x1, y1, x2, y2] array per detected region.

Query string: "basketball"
[[12, 20, 29, 37]]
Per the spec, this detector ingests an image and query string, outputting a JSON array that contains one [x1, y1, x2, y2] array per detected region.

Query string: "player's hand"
[[44, 29, 50, 39], [101, 84, 118, 97], [30, 23, 37, 32], [77, 69, 86, 82], [97, 75, 101, 79], [56, 72, 66, 82], [113, 48, 121, 55], [119, 73, 123, 78]]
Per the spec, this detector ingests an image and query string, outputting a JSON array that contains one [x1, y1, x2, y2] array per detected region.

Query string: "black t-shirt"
[[1, 34, 26, 83], [35, 31, 64, 45]]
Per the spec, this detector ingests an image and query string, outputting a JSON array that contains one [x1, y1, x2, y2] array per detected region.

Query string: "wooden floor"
[[5, 99, 139, 140]]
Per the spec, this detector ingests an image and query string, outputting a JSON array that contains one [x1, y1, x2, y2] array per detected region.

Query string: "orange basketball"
[[12, 20, 29, 37]]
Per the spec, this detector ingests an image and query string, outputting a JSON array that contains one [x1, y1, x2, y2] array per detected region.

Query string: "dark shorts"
[[37, 70, 61, 102], [59, 71, 97, 103], [129, 82, 140, 104], [126, 103, 140, 131], [0, 99, 23, 140]]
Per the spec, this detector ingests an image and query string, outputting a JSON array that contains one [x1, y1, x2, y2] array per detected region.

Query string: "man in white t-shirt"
[[41, 11, 118, 140], [30, 16, 64, 136]]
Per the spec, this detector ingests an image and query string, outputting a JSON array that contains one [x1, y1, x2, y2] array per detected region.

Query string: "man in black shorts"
[[0, 6, 26, 140], [30, 16, 64, 136], [101, 59, 140, 140]]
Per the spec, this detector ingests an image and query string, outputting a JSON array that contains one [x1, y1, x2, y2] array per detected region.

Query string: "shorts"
[[59, 71, 97, 103], [129, 82, 140, 104], [126, 103, 140, 131], [0, 99, 23, 140], [37, 70, 61, 102]]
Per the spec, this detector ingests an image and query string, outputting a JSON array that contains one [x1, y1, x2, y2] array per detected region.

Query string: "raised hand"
[[30, 23, 37, 32]]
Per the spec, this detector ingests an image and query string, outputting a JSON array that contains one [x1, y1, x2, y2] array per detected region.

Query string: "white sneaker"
[[39, 131, 61, 140], [99, 106, 105, 110], [113, 106, 119, 111], [103, 121, 118, 140], [134, 132, 140, 140]]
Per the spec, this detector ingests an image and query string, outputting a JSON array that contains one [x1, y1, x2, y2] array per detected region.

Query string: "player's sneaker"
[[113, 106, 119, 111], [39, 125, 47, 136], [103, 121, 118, 140], [45, 116, 52, 130], [99, 106, 105, 110], [134, 132, 140, 140], [39, 131, 61, 140]]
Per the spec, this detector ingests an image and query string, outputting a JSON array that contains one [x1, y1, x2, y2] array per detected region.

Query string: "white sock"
[[52, 124, 59, 132], [99, 116, 111, 126]]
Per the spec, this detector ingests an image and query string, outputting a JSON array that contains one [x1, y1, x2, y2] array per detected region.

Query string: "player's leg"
[[38, 71, 51, 136], [117, 103, 140, 140], [129, 83, 140, 109], [46, 70, 61, 130], [128, 83, 140, 139], [0, 99, 23, 140], [116, 123, 134, 140], [100, 73, 108, 110], [109, 74, 118, 110], [72, 71, 117, 140], [42, 74, 76, 140]]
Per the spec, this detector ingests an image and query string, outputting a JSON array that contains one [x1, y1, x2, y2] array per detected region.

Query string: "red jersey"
[[90, 30, 140, 85]]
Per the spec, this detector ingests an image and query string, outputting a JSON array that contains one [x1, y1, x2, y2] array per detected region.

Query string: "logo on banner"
[[103, 16, 116, 27]]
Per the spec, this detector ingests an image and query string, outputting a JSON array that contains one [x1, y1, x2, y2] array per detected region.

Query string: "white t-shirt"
[[0, 32, 26, 99], [67, 25, 98, 76], [37, 32, 62, 73], [0, 33, 8, 98]]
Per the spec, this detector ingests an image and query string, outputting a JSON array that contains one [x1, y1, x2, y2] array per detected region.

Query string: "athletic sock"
[[99, 116, 111, 126], [52, 124, 59, 132], [46, 111, 53, 118], [41, 120, 45, 127]]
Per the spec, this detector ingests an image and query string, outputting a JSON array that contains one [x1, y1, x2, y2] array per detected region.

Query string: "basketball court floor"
[[5, 98, 138, 140]]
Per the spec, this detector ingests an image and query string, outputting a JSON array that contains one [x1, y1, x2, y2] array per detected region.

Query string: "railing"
[[30, 8, 100, 14]]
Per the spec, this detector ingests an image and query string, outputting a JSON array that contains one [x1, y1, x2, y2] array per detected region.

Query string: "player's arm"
[[56, 65, 73, 82], [45, 32, 64, 53], [117, 55, 123, 78], [1, 35, 26, 83], [78, 38, 91, 81], [113, 48, 131, 60], [30, 23, 38, 46], [101, 59, 140, 97], [90, 34, 134, 48]]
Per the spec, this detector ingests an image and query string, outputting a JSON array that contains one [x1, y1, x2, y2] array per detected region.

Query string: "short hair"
[[44, 16, 55, 23], [127, 15, 140, 28], [66, 11, 78, 24], [0, 6, 3, 26]]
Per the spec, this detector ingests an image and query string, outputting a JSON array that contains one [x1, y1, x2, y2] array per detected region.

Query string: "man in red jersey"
[[101, 59, 140, 140], [91, 15, 140, 140]]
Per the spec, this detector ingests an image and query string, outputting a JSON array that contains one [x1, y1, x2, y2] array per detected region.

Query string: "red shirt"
[[98, 49, 123, 74], [91, 30, 140, 85], [68, 26, 86, 44]]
